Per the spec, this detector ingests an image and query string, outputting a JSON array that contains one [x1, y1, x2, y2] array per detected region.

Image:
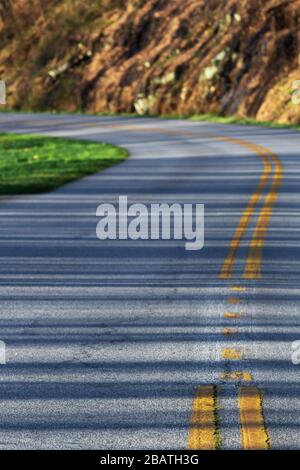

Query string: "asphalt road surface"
[[0, 113, 299, 450]]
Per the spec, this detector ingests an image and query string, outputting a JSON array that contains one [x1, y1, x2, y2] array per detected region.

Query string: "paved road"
[[0, 113, 299, 449]]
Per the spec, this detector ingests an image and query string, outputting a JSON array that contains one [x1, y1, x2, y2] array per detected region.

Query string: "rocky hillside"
[[0, 0, 299, 123]]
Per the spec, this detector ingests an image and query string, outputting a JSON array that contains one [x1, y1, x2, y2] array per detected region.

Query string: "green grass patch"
[[1, 108, 299, 131], [158, 112, 300, 130], [0, 133, 128, 195], [188, 113, 300, 131]]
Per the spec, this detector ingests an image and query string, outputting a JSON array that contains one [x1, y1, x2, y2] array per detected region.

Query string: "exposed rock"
[[0, 0, 299, 124], [134, 94, 156, 115]]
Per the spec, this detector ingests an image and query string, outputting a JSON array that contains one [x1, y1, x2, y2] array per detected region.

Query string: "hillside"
[[0, 0, 299, 123]]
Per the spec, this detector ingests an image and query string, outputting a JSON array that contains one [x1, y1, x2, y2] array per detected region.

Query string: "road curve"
[[0, 113, 299, 449]]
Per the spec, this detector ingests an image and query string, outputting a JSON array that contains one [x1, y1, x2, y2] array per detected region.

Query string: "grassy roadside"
[[0, 133, 128, 195], [188, 113, 300, 131], [1, 109, 299, 131]]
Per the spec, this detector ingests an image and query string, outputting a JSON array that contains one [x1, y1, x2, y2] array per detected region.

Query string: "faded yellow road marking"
[[224, 312, 243, 319], [228, 297, 241, 304], [244, 150, 282, 279], [222, 348, 243, 360], [188, 385, 219, 450], [223, 327, 237, 336], [231, 286, 247, 292], [222, 371, 252, 381], [238, 386, 270, 450]]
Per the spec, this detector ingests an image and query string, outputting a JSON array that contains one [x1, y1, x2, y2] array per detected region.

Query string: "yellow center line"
[[227, 297, 241, 304], [231, 286, 247, 292], [224, 312, 243, 319], [222, 348, 243, 360], [218, 137, 272, 279], [188, 385, 219, 450], [243, 150, 283, 279], [223, 327, 238, 336], [222, 371, 253, 382], [238, 386, 270, 450]]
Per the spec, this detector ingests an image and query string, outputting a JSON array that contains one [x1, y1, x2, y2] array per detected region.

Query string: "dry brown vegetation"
[[0, 0, 299, 123]]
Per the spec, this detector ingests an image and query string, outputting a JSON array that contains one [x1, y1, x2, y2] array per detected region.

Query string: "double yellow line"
[[219, 137, 282, 280], [188, 136, 281, 449], [188, 385, 270, 450]]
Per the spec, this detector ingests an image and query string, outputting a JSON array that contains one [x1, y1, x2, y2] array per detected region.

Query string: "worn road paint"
[[222, 371, 253, 382], [188, 385, 219, 450], [222, 348, 243, 360], [223, 328, 238, 336], [238, 386, 270, 450], [228, 297, 241, 305], [224, 312, 243, 319], [231, 286, 247, 292]]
